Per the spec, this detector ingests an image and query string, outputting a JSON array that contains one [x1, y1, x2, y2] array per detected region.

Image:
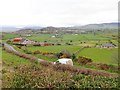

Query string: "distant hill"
[[1, 22, 118, 33], [0, 25, 43, 32], [79, 22, 118, 30]]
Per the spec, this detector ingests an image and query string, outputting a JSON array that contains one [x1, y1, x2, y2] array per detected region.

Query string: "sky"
[[0, 0, 119, 27]]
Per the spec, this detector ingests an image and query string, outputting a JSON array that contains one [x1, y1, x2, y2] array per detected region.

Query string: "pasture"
[[25, 45, 81, 53], [77, 48, 118, 65], [1, 30, 119, 88], [2, 30, 118, 66], [25, 46, 118, 65]]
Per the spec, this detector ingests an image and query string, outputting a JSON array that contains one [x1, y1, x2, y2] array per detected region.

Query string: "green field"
[[27, 33, 113, 42], [25, 45, 81, 53], [3, 33, 19, 40], [77, 48, 118, 65], [24, 45, 118, 65], [2, 31, 118, 65], [2, 31, 119, 88], [2, 50, 31, 66]]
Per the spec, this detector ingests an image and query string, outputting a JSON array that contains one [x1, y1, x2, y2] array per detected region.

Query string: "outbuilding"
[[101, 44, 115, 48]]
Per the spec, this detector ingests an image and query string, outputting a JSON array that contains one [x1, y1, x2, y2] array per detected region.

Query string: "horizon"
[[1, 21, 118, 28], [0, 22, 118, 32]]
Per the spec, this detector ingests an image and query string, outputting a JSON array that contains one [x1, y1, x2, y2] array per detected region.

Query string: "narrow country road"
[[4, 43, 18, 53], [3, 43, 45, 63]]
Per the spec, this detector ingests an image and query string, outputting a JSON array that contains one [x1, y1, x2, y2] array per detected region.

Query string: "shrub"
[[77, 56, 92, 65], [61, 50, 72, 58], [40, 61, 53, 67], [96, 63, 109, 70], [56, 43, 61, 45], [55, 52, 63, 58], [60, 54, 67, 58]]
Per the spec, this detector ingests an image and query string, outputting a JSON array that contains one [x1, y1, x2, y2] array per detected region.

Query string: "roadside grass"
[[2, 50, 31, 66], [34, 54, 57, 62]]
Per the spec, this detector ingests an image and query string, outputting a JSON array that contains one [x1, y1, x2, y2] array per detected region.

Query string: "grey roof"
[[101, 44, 115, 47]]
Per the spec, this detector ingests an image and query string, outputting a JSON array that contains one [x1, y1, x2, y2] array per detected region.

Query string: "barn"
[[13, 38, 23, 42], [13, 38, 35, 46]]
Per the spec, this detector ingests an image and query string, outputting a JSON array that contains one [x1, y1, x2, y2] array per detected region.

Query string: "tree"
[[71, 54, 76, 60]]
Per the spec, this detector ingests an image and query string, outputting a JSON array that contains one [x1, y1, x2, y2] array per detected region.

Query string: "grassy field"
[[1, 31, 119, 88], [2, 50, 31, 66], [2, 33, 19, 40], [77, 48, 118, 65], [27, 33, 113, 42], [25, 45, 81, 53], [1, 32, 118, 66], [24, 45, 118, 65]]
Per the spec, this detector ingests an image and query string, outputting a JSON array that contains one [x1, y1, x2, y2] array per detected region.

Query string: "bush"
[[77, 56, 92, 65], [40, 61, 53, 67], [33, 50, 41, 54], [60, 54, 67, 58], [55, 52, 63, 58], [61, 50, 72, 58], [96, 63, 109, 70]]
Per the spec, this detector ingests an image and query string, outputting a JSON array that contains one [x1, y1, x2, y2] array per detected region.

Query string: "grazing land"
[[1, 26, 119, 88]]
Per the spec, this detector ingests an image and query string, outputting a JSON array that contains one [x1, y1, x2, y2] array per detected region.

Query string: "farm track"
[[3, 43, 118, 77]]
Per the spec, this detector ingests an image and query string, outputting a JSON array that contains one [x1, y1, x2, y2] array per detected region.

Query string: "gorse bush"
[[7, 64, 119, 88], [39, 61, 115, 77], [76, 56, 92, 65]]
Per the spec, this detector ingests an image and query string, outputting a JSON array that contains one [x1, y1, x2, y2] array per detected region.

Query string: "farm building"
[[100, 44, 115, 48], [13, 38, 23, 42], [13, 38, 35, 46], [21, 39, 35, 45]]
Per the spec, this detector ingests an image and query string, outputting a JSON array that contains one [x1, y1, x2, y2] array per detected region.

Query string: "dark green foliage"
[[55, 52, 63, 58], [71, 54, 76, 60]]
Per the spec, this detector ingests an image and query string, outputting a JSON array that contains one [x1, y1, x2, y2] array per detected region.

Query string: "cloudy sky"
[[0, 0, 119, 27]]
